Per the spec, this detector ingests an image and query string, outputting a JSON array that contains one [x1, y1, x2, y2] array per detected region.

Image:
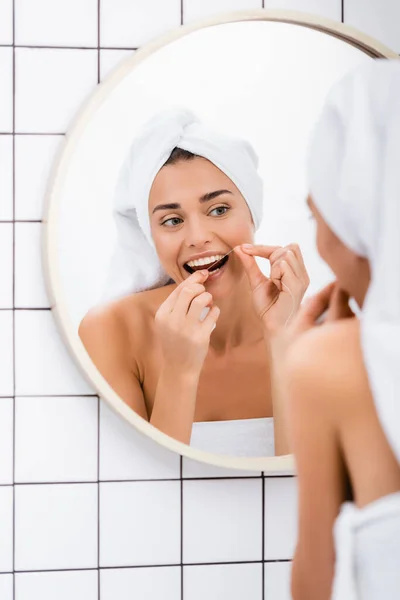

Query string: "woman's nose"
[[185, 220, 213, 248]]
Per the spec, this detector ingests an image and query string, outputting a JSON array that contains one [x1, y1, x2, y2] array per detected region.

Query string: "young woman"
[[79, 108, 309, 456], [241, 60, 400, 599]]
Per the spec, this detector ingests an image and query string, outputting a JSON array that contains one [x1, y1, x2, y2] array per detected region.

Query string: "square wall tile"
[[0, 575, 13, 600], [0, 0, 13, 44], [15, 223, 49, 308], [15, 310, 93, 395], [0, 48, 13, 133], [15, 135, 63, 221], [15, 483, 97, 571], [184, 563, 262, 600], [263, 0, 340, 21], [264, 562, 292, 600], [182, 457, 258, 478], [0, 311, 13, 397], [0, 486, 13, 573], [346, 0, 400, 54], [0, 135, 13, 220], [100, 49, 135, 81], [0, 224, 13, 308], [100, 567, 181, 600], [0, 398, 13, 484], [183, 478, 262, 563], [15, 0, 98, 47], [15, 570, 98, 600], [264, 478, 298, 560], [15, 396, 98, 483], [100, 481, 180, 567], [183, 0, 261, 23], [100, 402, 179, 481], [15, 48, 97, 133], [100, 0, 181, 48]]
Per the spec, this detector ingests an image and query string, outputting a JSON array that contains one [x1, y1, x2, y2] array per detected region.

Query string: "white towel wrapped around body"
[[102, 108, 264, 302]]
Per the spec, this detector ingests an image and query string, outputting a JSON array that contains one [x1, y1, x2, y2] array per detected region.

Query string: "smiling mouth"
[[183, 254, 230, 275]]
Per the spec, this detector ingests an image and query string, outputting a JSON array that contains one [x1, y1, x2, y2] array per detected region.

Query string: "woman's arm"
[[265, 333, 292, 455], [79, 307, 149, 419], [284, 328, 348, 600]]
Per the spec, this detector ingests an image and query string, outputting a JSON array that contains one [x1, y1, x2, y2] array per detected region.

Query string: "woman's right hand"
[[155, 270, 221, 376]]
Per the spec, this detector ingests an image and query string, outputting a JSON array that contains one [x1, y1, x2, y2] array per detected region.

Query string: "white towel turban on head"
[[307, 59, 400, 465], [102, 108, 264, 302]]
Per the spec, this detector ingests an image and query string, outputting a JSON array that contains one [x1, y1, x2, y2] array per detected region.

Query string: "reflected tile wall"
[[0, 0, 397, 599]]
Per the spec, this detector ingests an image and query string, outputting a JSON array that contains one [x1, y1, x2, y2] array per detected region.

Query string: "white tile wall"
[[15, 0, 98, 48], [99, 481, 181, 567], [100, 566, 181, 600], [0, 311, 13, 396], [99, 49, 135, 81], [14, 134, 63, 220], [0, 398, 13, 485], [15, 483, 98, 570], [0, 223, 13, 308], [0, 135, 13, 220], [0, 574, 13, 600], [184, 563, 263, 600], [0, 0, 13, 45], [183, 478, 262, 563], [1, 1, 396, 599], [183, 0, 262, 24], [264, 562, 292, 600], [14, 223, 49, 307], [0, 48, 13, 133], [15, 48, 97, 133], [264, 478, 298, 560], [14, 311, 93, 395], [100, 0, 181, 48], [0, 486, 13, 572], [15, 570, 98, 600], [15, 396, 98, 483]]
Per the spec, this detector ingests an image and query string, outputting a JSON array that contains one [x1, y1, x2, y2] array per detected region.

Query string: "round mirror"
[[44, 11, 396, 473]]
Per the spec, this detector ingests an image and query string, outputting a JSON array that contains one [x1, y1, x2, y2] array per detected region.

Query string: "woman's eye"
[[210, 206, 229, 217], [161, 217, 183, 227]]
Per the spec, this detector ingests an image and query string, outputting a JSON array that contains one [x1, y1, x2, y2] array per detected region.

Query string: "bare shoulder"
[[78, 284, 176, 352], [285, 318, 369, 413]]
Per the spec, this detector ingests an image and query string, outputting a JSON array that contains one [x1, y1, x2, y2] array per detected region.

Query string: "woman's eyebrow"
[[199, 189, 233, 203], [152, 190, 233, 214]]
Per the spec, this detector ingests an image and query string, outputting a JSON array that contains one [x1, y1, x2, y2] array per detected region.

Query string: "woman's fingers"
[[300, 282, 336, 325], [186, 290, 214, 322], [233, 245, 269, 290], [326, 286, 355, 321], [240, 244, 281, 259], [201, 305, 221, 336], [159, 270, 209, 315]]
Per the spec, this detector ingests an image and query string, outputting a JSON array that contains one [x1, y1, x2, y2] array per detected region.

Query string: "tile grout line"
[[180, 456, 184, 600], [12, 0, 16, 596], [0, 44, 139, 50], [262, 473, 265, 599], [97, 2, 101, 597]]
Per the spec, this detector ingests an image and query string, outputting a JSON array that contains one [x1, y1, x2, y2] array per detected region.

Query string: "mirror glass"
[[49, 20, 372, 459]]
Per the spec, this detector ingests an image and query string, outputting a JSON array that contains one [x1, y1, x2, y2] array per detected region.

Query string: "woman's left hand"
[[234, 243, 310, 335]]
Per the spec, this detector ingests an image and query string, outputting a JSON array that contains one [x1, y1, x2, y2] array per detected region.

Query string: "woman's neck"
[[209, 274, 264, 354]]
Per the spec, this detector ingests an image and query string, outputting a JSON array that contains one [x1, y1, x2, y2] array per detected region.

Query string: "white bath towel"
[[307, 58, 400, 599], [331, 493, 400, 600], [102, 108, 264, 301]]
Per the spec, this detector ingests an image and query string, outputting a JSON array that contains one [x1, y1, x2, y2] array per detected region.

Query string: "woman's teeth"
[[186, 255, 224, 268]]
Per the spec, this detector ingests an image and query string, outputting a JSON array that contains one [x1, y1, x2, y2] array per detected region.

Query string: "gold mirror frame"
[[43, 9, 398, 474]]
